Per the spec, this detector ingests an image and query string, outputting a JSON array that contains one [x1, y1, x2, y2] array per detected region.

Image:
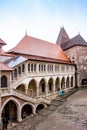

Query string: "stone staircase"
[[7, 87, 78, 130]]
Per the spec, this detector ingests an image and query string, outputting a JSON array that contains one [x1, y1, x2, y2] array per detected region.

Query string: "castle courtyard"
[[34, 88, 87, 130]]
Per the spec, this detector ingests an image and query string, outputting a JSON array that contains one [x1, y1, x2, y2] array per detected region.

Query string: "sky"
[[0, 0, 87, 51]]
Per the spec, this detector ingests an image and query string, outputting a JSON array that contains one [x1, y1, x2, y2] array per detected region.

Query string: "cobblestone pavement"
[[34, 89, 87, 130]]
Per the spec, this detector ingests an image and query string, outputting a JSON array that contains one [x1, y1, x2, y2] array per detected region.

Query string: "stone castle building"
[[0, 33, 75, 123], [56, 27, 87, 87]]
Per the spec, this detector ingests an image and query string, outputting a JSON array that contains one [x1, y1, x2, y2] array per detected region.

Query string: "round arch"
[[55, 77, 60, 91], [28, 79, 37, 97], [2, 98, 19, 122], [36, 103, 45, 113], [21, 103, 33, 119], [71, 76, 74, 87], [81, 78, 87, 85], [39, 78, 46, 95], [61, 77, 65, 90], [48, 78, 53, 93], [66, 77, 69, 88]]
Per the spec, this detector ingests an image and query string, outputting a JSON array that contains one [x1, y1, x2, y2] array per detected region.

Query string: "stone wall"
[[65, 46, 87, 86]]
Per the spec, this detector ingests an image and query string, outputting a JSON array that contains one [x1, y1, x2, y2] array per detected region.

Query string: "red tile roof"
[[8, 35, 70, 63], [0, 62, 12, 71], [0, 38, 6, 45]]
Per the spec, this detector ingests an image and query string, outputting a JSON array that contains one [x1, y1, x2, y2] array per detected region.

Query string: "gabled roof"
[[61, 34, 87, 50], [0, 38, 6, 46], [8, 35, 70, 63], [56, 27, 70, 46], [0, 62, 12, 71]]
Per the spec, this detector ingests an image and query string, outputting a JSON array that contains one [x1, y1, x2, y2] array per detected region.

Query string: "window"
[[31, 64, 33, 71], [41, 64, 43, 71], [34, 64, 36, 71], [1, 76, 7, 87], [44, 65, 46, 71], [18, 66, 21, 75], [22, 64, 25, 72], [28, 64, 30, 71], [14, 68, 17, 77], [39, 64, 40, 71]]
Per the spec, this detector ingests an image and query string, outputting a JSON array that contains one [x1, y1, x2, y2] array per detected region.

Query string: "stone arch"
[[2, 98, 20, 122], [36, 103, 45, 113], [55, 77, 60, 91], [66, 76, 69, 88], [71, 76, 74, 87], [48, 78, 53, 93], [81, 78, 87, 85], [16, 84, 26, 93], [28, 79, 37, 97], [39, 78, 46, 95], [1, 75, 7, 88], [61, 77, 65, 90], [21, 103, 33, 119]]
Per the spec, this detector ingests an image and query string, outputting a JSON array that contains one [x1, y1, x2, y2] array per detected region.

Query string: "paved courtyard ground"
[[34, 89, 87, 130]]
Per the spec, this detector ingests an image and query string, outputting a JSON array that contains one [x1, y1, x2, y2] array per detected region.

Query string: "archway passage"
[[81, 79, 87, 85], [2, 100, 17, 122], [39, 79, 46, 95], [55, 77, 60, 91], [36, 104, 45, 113], [28, 79, 36, 97], [21, 104, 33, 119], [61, 77, 65, 89], [48, 78, 53, 93]]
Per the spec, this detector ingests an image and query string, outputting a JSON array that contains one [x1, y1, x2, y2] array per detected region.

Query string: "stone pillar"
[[36, 87, 39, 97], [53, 81, 55, 94], [33, 105, 37, 114], [25, 61, 28, 76], [36, 81, 39, 97], [17, 106, 22, 122]]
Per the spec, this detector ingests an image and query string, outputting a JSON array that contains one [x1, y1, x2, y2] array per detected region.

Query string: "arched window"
[[31, 64, 33, 71], [39, 64, 40, 71], [18, 66, 21, 75], [41, 64, 43, 71], [34, 64, 36, 71], [44, 65, 46, 71], [1, 76, 7, 87], [47, 65, 49, 72], [22, 64, 25, 72], [14, 68, 17, 77], [28, 64, 30, 71]]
